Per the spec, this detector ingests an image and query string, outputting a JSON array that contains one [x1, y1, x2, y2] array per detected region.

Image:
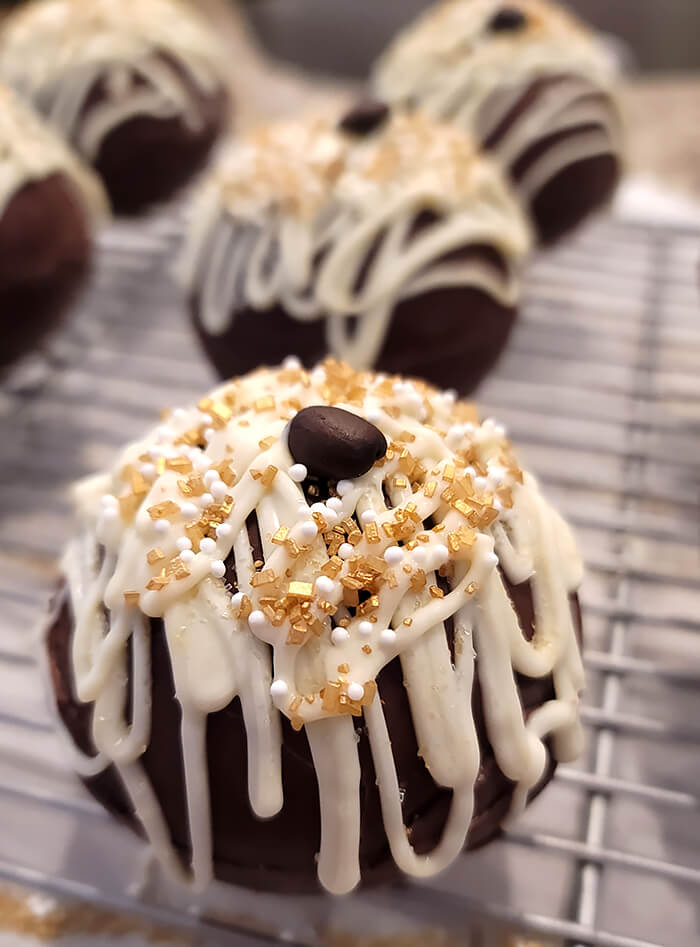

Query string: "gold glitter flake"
[[288, 581, 314, 601], [147, 548, 165, 565], [429, 585, 444, 599], [254, 396, 275, 413], [272, 526, 290, 545], [123, 590, 140, 606]]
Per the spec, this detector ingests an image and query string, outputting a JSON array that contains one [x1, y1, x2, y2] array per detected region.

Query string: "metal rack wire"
[[0, 208, 698, 947]]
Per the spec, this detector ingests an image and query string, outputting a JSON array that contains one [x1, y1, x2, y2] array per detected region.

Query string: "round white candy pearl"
[[179, 549, 195, 564], [203, 469, 219, 486], [326, 497, 343, 513], [231, 592, 244, 609], [336, 480, 353, 497], [358, 621, 373, 637], [154, 519, 169, 533], [289, 463, 308, 483], [347, 682, 364, 702], [338, 543, 354, 560], [384, 546, 403, 565], [297, 503, 312, 518], [176, 536, 192, 552], [331, 628, 350, 646], [433, 544, 450, 566], [485, 551, 499, 569], [270, 679, 289, 699], [200, 537, 216, 554], [360, 509, 377, 525], [379, 628, 397, 647], [298, 520, 318, 541], [180, 502, 198, 520], [139, 463, 156, 480], [210, 560, 226, 578], [210, 480, 228, 500], [216, 522, 232, 538], [283, 355, 301, 370], [199, 492, 214, 508], [315, 576, 336, 598], [101, 494, 118, 507], [248, 610, 267, 630]]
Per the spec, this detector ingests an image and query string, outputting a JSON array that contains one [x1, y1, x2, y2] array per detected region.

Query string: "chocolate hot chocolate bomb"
[[0, 85, 107, 371], [47, 360, 585, 894], [180, 108, 532, 394], [0, 0, 230, 214], [373, 0, 623, 244]]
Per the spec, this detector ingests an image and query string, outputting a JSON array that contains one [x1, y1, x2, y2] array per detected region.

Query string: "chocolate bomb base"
[[71, 52, 228, 215], [481, 75, 621, 244], [47, 566, 581, 893], [192, 242, 516, 394], [0, 173, 91, 372]]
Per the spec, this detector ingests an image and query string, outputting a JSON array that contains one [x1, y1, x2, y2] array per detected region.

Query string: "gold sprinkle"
[[337, 664, 350, 674], [118, 493, 140, 522], [211, 402, 233, 426], [250, 469, 262, 481], [147, 548, 165, 565], [393, 476, 409, 489], [410, 570, 426, 592], [289, 696, 302, 714], [403, 617, 413, 626], [261, 465, 278, 487], [466, 582, 479, 596], [321, 557, 343, 579], [236, 594, 253, 620], [424, 481, 437, 498], [362, 644, 372, 654], [251, 569, 277, 588], [429, 585, 444, 599], [288, 581, 313, 601], [258, 436, 275, 451], [165, 456, 192, 473], [364, 522, 380, 544], [272, 526, 289, 545], [123, 590, 140, 606], [443, 465, 455, 482], [285, 538, 301, 558], [146, 575, 169, 591], [254, 396, 275, 413], [397, 430, 416, 443]]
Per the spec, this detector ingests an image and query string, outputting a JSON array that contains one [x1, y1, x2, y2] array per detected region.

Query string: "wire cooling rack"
[[0, 207, 698, 947]]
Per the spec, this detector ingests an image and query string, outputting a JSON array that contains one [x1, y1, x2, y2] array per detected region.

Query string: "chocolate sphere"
[[181, 111, 531, 394], [47, 360, 585, 894], [0, 0, 230, 214], [0, 84, 106, 372], [373, 0, 623, 244]]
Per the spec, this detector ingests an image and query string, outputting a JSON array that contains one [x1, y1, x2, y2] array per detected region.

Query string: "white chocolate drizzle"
[[373, 0, 622, 212], [53, 360, 584, 894], [178, 112, 531, 369], [0, 83, 107, 221], [0, 0, 227, 161]]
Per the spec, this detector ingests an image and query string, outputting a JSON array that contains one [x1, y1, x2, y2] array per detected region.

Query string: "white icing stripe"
[[181, 112, 531, 369], [51, 363, 584, 894], [372, 0, 622, 216], [0, 0, 226, 161]]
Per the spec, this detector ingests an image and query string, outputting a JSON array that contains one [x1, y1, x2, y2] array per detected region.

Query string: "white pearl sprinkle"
[[101, 493, 118, 507], [180, 502, 198, 520], [326, 497, 343, 513], [172, 408, 187, 421], [412, 547, 428, 567], [297, 503, 312, 518], [289, 463, 308, 482], [203, 469, 219, 486], [231, 591, 244, 609], [433, 544, 450, 565], [156, 425, 174, 443], [331, 628, 350, 646], [154, 519, 169, 533], [199, 492, 214, 508], [360, 509, 377, 525], [193, 453, 213, 472], [493, 498, 503, 513], [315, 576, 335, 597], [299, 520, 318, 541], [347, 682, 364, 702], [179, 549, 195, 564], [358, 621, 373, 637], [485, 551, 499, 569], [379, 628, 397, 647], [148, 446, 164, 460], [270, 679, 289, 699], [197, 413, 213, 427], [139, 463, 156, 480], [384, 546, 403, 565], [248, 610, 267, 629], [176, 535, 192, 552], [366, 408, 382, 424], [336, 480, 353, 497], [442, 389, 457, 405], [204, 428, 216, 443], [200, 537, 216, 554], [322, 508, 339, 527], [216, 522, 232, 538], [211, 480, 228, 500], [338, 543, 354, 560], [283, 355, 301, 370], [210, 560, 226, 578]]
